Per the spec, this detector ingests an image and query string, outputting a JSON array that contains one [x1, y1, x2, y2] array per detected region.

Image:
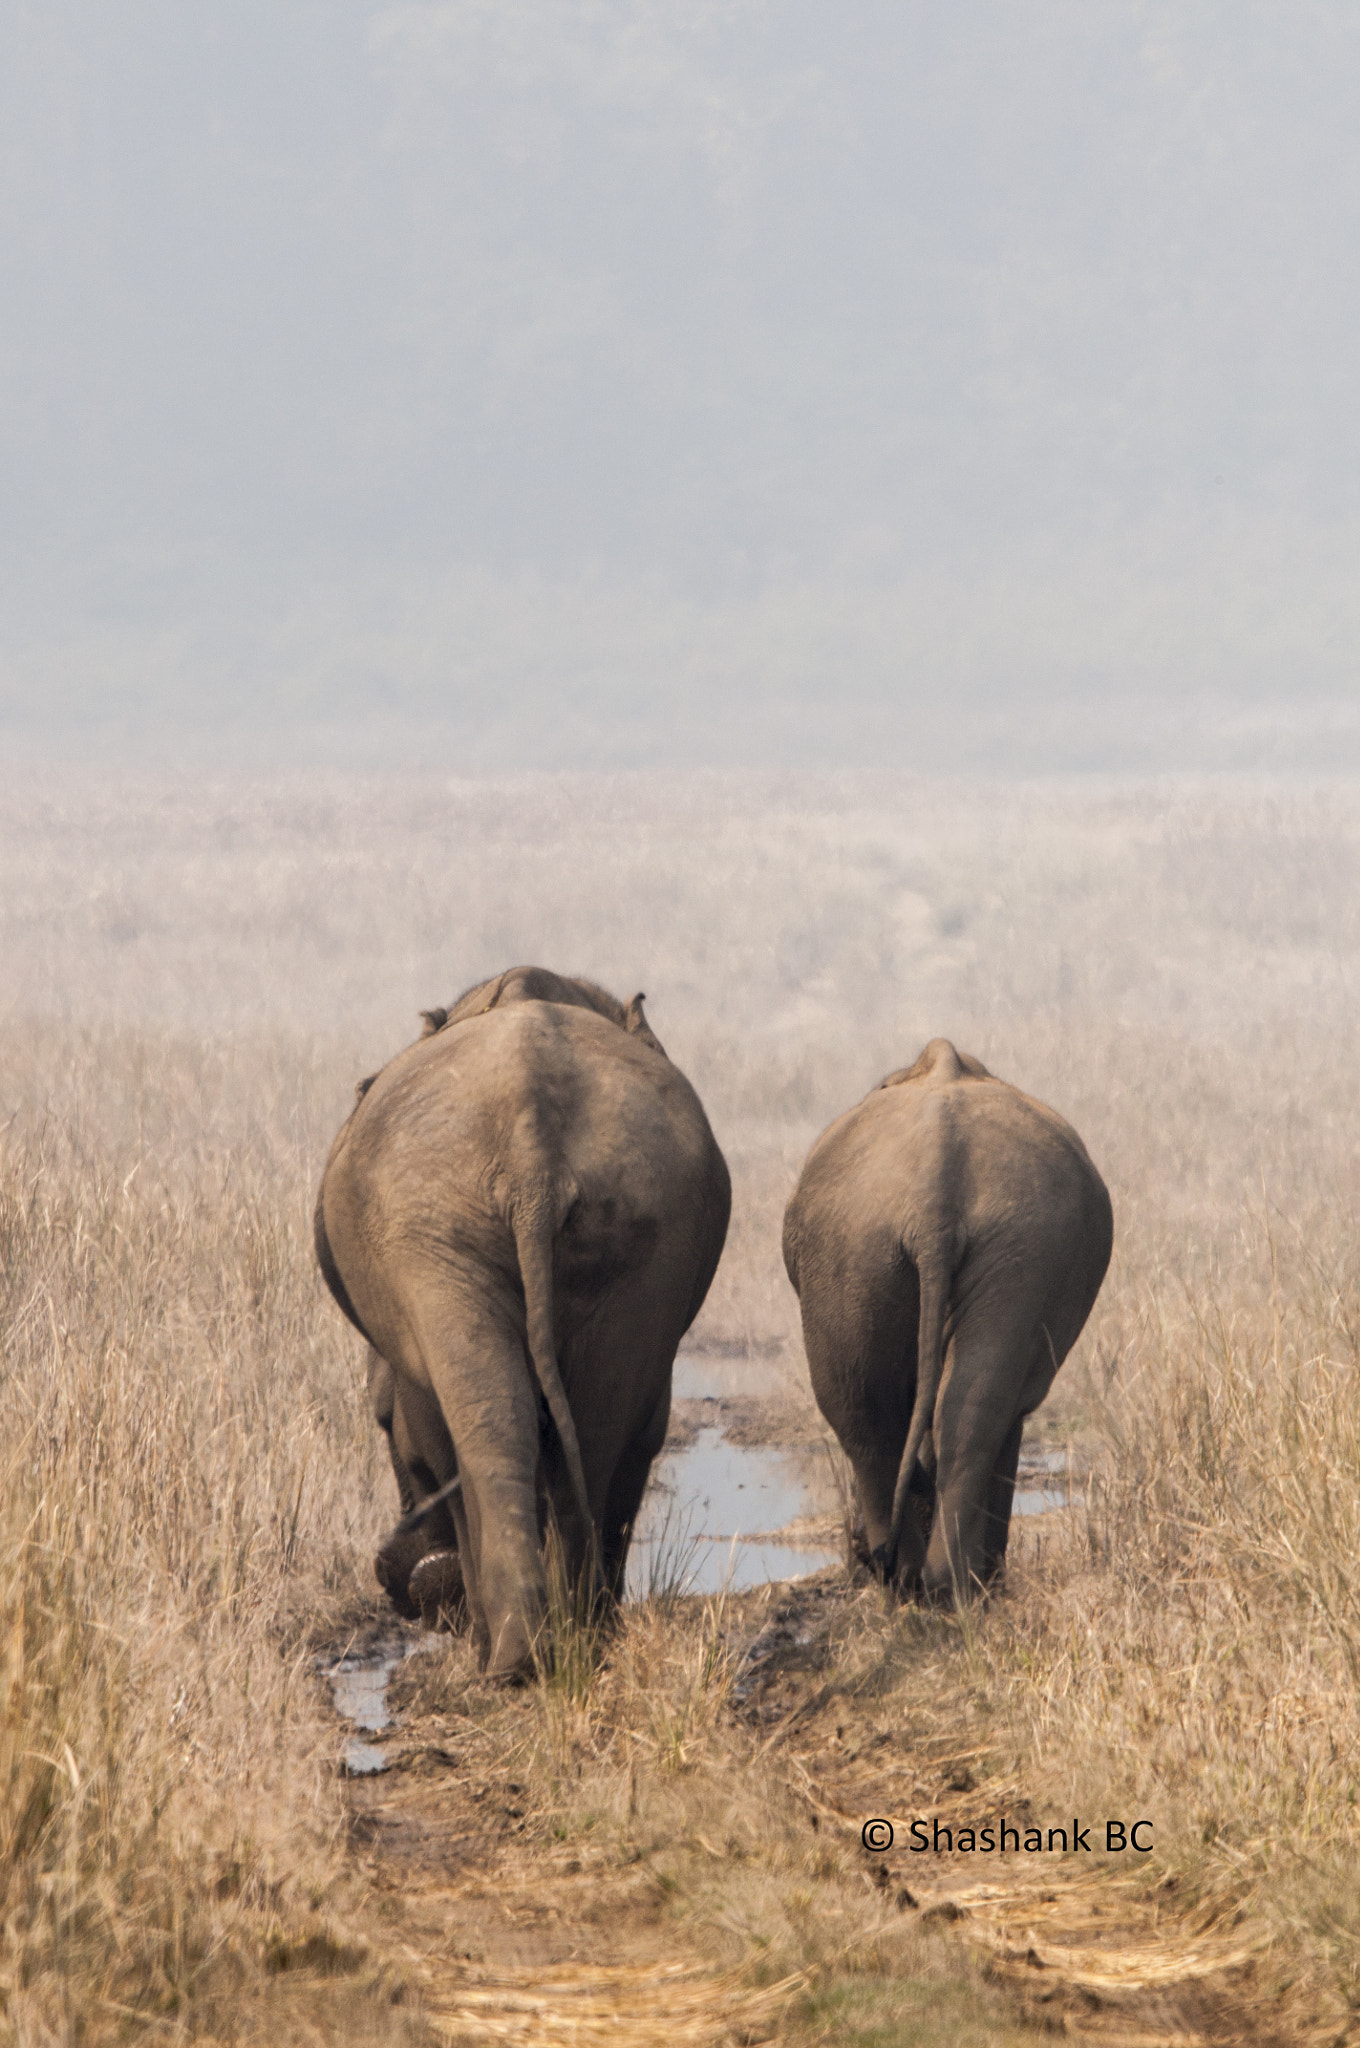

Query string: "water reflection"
[[627, 1390, 1078, 1601], [325, 1641, 410, 1775], [627, 1426, 840, 1598]]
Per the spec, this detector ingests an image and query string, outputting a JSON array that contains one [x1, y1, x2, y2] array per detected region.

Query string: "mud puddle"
[[328, 1390, 1081, 1758], [627, 1427, 841, 1598], [633, 1354, 1080, 1600], [632, 1346, 842, 1596], [626, 1431, 1074, 1600], [325, 1637, 425, 1775], [1014, 1445, 1078, 1515]]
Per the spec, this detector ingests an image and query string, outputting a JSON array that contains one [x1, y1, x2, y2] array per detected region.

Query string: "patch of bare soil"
[[328, 1577, 1298, 2048], [340, 1698, 806, 2043]]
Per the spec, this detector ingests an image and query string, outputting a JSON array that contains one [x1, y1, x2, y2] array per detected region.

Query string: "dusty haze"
[[5, 4, 1360, 770], [6, 767, 1357, 1368]]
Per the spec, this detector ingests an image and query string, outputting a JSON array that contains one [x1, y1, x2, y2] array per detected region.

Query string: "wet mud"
[[329, 1367, 1078, 1769]]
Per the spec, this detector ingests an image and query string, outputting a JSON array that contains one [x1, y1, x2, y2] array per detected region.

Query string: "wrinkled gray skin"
[[782, 1040, 1112, 1605], [316, 967, 731, 1680]]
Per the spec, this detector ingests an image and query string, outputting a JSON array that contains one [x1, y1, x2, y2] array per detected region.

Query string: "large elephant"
[[315, 967, 731, 1679], [782, 1039, 1112, 1604]]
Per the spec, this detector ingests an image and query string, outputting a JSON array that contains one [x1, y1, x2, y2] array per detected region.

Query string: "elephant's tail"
[[513, 1199, 599, 1591], [884, 1244, 951, 1581]]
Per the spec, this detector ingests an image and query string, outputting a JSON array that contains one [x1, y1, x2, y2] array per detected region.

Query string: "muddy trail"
[[327, 1592, 1278, 2046], [320, 1396, 1287, 2048]]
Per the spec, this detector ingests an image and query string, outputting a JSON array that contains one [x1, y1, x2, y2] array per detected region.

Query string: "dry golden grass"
[[0, 1029, 419, 2043], [376, 1585, 1065, 2047], [420, 1960, 810, 2046], [3, 769, 1360, 2041], [998, 1202, 1360, 2008]]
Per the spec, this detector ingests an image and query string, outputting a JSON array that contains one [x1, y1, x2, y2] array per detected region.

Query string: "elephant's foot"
[[374, 1524, 467, 1625], [479, 1625, 538, 1687], [868, 1518, 931, 1599], [868, 1548, 923, 1606], [408, 1548, 468, 1631], [862, 1486, 938, 1598], [921, 1559, 1000, 1607], [472, 1591, 547, 1686], [374, 1528, 425, 1619]]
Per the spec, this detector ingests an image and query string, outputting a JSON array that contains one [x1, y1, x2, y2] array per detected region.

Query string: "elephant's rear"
[[317, 995, 730, 1676], [536, 1013, 731, 1569], [321, 1000, 727, 1380], [951, 1083, 1112, 1362], [784, 1050, 1112, 1602]]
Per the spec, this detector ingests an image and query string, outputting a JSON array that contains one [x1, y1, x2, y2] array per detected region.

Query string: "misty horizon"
[[4, 3, 1359, 774]]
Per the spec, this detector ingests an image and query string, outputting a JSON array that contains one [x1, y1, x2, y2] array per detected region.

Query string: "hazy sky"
[[3, 2, 1359, 770]]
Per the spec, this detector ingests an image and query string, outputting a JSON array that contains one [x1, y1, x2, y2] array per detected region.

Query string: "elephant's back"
[[787, 1073, 1109, 1268], [326, 998, 724, 1242], [784, 1085, 938, 1281], [479, 1000, 724, 1203], [790, 1076, 964, 1211]]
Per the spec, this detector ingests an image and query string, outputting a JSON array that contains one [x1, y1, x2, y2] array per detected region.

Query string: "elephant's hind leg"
[[927, 1311, 1043, 1603], [599, 1383, 671, 1605], [369, 1352, 463, 1619], [410, 1292, 547, 1682], [980, 1413, 1023, 1587], [799, 1267, 922, 1584]]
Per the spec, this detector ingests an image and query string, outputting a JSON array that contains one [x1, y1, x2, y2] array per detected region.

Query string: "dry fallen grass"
[[2, 769, 1360, 2041], [421, 1960, 810, 2046]]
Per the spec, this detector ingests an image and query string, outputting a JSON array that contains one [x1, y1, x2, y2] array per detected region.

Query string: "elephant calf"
[[316, 967, 730, 1681], [782, 1039, 1112, 1604]]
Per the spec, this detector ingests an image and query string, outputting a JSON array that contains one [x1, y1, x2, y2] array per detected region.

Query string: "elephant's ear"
[[624, 992, 667, 1059], [419, 1007, 449, 1038], [479, 969, 511, 1015]]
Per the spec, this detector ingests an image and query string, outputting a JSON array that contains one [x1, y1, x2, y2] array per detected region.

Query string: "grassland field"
[[1, 768, 1359, 2046]]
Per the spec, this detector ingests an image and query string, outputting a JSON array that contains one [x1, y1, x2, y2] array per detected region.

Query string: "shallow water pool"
[[324, 1641, 411, 1774], [626, 1426, 840, 1598]]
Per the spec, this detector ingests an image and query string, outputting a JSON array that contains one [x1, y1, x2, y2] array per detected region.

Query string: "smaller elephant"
[[782, 1039, 1112, 1603]]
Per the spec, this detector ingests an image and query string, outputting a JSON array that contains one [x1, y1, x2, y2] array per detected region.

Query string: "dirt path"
[[744, 1587, 1274, 2047], [329, 1579, 1287, 2048], [345, 1757, 807, 2043]]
